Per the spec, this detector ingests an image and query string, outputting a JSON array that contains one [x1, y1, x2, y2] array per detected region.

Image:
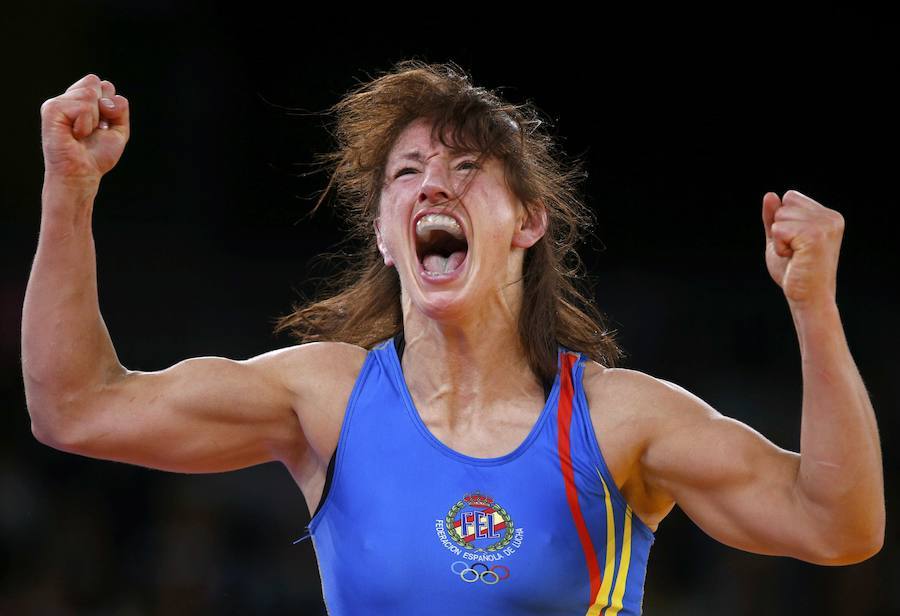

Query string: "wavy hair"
[[272, 59, 624, 389]]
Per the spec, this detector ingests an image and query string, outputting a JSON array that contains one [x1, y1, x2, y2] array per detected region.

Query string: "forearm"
[[22, 175, 126, 438], [792, 299, 884, 549]]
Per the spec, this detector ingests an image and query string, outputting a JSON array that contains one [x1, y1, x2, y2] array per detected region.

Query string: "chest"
[[304, 371, 655, 615], [302, 378, 646, 517], [419, 402, 639, 489]]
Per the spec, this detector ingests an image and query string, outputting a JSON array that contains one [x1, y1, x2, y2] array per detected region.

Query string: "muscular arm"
[[635, 373, 822, 560], [24, 74, 367, 484], [622, 191, 884, 566], [626, 336, 883, 566], [20, 175, 307, 473], [789, 300, 884, 561], [27, 340, 365, 475], [46, 349, 304, 473]]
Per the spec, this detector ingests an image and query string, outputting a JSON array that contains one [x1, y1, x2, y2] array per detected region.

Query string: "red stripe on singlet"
[[556, 352, 602, 604]]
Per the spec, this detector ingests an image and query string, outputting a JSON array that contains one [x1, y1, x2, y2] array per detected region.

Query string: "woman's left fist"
[[762, 190, 845, 309]]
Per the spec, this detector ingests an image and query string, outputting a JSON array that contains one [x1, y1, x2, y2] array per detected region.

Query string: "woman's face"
[[375, 117, 547, 324]]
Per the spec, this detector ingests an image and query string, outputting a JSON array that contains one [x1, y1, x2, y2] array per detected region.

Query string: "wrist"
[[42, 173, 100, 208], [42, 171, 101, 195], [787, 295, 839, 318], [41, 174, 101, 233], [788, 297, 843, 355]]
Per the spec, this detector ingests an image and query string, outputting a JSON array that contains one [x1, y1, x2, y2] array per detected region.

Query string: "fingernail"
[[101, 98, 115, 108]]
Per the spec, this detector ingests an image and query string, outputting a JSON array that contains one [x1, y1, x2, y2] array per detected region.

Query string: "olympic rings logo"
[[450, 561, 510, 585]]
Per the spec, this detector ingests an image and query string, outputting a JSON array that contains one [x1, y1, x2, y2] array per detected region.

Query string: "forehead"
[[387, 117, 474, 162]]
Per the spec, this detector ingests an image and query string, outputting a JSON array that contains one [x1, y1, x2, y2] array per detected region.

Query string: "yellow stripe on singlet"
[[586, 468, 617, 615], [606, 505, 633, 616], [586, 467, 633, 616]]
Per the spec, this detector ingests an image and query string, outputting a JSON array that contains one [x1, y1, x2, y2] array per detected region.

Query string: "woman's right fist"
[[40, 74, 130, 185]]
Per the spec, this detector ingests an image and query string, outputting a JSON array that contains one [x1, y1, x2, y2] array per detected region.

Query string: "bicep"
[[53, 348, 305, 474], [640, 378, 829, 563]]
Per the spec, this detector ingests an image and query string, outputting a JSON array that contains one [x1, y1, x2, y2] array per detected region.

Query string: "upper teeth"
[[415, 213, 464, 240]]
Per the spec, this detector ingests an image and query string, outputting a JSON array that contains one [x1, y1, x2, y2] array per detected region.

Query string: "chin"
[[414, 293, 473, 323], [401, 281, 476, 325]]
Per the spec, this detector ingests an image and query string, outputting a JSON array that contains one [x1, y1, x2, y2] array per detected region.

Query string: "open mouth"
[[415, 213, 469, 277]]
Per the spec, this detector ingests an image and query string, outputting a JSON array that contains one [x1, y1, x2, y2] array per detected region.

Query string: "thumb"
[[99, 94, 129, 137], [762, 191, 781, 243]]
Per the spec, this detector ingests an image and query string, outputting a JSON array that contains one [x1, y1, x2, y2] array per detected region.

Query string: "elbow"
[[30, 412, 68, 450], [25, 384, 76, 446], [28, 404, 82, 452], [847, 509, 887, 564], [799, 484, 886, 566], [833, 539, 884, 565], [855, 523, 886, 563], [813, 529, 885, 566], [30, 416, 52, 446]]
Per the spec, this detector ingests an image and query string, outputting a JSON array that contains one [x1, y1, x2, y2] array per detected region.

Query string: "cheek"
[[481, 198, 520, 244], [476, 218, 517, 263], [482, 224, 508, 247]]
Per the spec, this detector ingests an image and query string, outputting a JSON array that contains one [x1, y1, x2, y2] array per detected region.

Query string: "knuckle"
[[783, 189, 808, 206], [65, 87, 95, 102]]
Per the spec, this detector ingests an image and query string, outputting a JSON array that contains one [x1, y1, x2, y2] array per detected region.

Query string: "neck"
[[400, 308, 544, 428]]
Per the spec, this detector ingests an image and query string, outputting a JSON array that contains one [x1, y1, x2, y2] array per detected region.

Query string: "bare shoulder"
[[242, 340, 367, 403], [270, 340, 369, 417], [579, 362, 670, 465], [582, 361, 716, 429], [580, 361, 714, 529], [271, 340, 369, 464], [268, 340, 369, 395]]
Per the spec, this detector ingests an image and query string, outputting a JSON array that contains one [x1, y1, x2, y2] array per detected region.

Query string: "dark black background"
[[2, 5, 896, 615]]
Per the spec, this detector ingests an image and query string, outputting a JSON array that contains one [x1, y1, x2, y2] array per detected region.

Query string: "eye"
[[393, 160, 478, 178]]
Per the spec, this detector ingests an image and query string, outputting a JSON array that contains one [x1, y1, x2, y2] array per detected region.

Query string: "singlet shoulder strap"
[[394, 329, 405, 359]]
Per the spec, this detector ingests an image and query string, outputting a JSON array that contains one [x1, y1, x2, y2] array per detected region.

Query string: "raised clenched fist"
[[40, 73, 130, 185], [762, 190, 844, 309]]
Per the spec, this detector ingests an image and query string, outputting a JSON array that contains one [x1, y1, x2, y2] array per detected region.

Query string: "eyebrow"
[[397, 150, 427, 163], [391, 148, 479, 165]]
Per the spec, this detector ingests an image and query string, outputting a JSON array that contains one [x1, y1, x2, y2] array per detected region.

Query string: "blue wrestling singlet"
[[296, 333, 656, 615]]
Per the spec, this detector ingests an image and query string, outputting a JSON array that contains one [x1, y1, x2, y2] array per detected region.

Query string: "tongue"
[[423, 250, 466, 274]]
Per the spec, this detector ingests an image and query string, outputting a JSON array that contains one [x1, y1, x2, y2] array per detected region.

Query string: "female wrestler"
[[24, 60, 883, 614]]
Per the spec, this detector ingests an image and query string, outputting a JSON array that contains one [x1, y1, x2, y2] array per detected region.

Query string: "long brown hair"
[[272, 59, 624, 389]]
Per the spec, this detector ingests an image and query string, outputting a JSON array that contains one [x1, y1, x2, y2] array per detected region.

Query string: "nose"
[[418, 159, 456, 206]]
